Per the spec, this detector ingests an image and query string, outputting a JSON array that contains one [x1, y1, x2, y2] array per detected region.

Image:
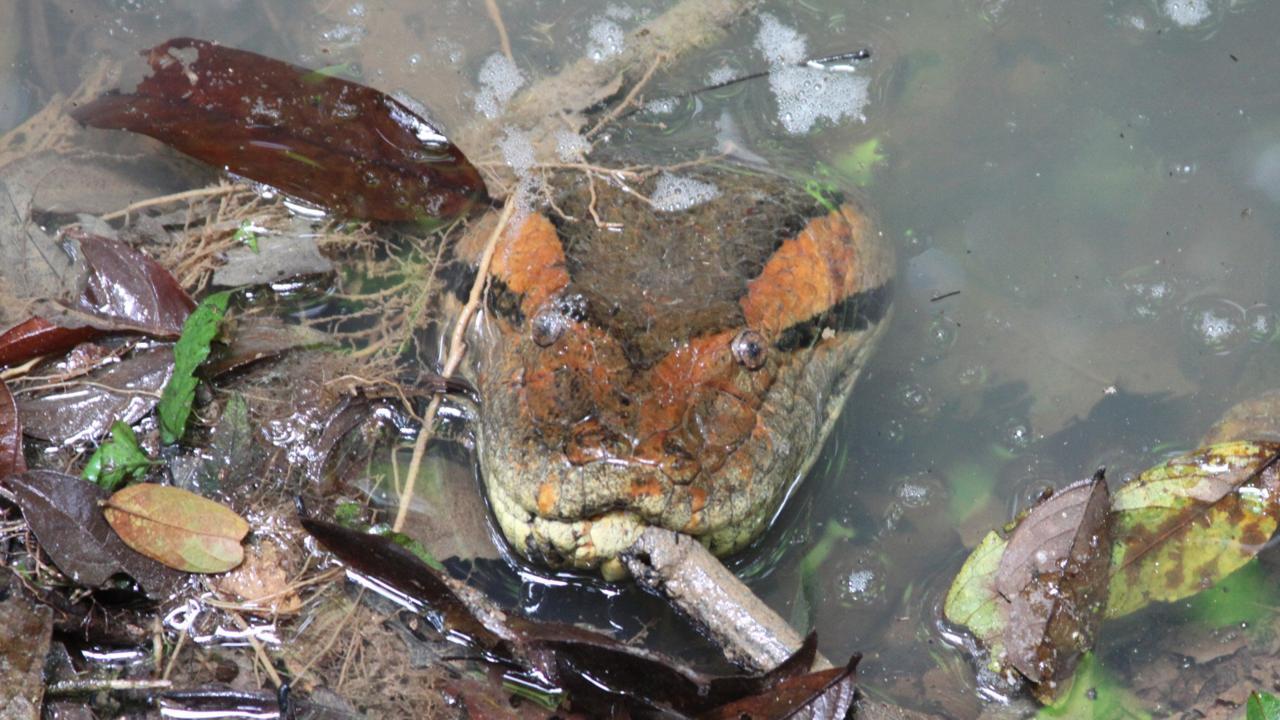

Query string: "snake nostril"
[[731, 329, 767, 370]]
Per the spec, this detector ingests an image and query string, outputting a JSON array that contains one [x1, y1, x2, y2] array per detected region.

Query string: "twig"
[[623, 527, 832, 672], [46, 678, 172, 696], [392, 197, 517, 532], [100, 184, 245, 221], [231, 611, 283, 688], [585, 53, 665, 139], [484, 0, 514, 63]]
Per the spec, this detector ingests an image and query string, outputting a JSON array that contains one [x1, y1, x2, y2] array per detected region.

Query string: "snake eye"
[[531, 307, 567, 347], [732, 330, 767, 370]]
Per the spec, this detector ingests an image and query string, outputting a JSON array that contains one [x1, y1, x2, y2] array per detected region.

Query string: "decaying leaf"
[[0, 317, 99, 369], [19, 346, 173, 444], [158, 290, 232, 444], [4, 470, 182, 596], [943, 529, 1013, 670], [103, 483, 250, 573], [947, 443, 1280, 703], [1106, 441, 1280, 619], [67, 230, 196, 337], [302, 516, 855, 717], [0, 378, 25, 479], [73, 37, 489, 223], [998, 473, 1111, 700]]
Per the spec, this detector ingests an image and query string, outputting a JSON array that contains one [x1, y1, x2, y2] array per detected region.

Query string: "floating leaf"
[[301, 516, 854, 717], [5, 470, 182, 596], [158, 290, 232, 444], [19, 346, 173, 444], [998, 474, 1111, 700], [72, 38, 489, 223], [103, 483, 249, 573], [943, 529, 1011, 667], [1035, 653, 1150, 719], [1106, 442, 1280, 619], [701, 655, 858, 720], [0, 379, 24, 479], [300, 516, 508, 652], [946, 474, 1113, 699], [82, 421, 153, 491], [1249, 691, 1280, 720]]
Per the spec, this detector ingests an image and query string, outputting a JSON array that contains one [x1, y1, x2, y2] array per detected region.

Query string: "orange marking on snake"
[[488, 214, 569, 315], [536, 480, 559, 515], [741, 206, 865, 337]]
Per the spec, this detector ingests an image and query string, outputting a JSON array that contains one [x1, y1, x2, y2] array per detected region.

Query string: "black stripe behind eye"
[[774, 282, 892, 352], [485, 277, 525, 325]]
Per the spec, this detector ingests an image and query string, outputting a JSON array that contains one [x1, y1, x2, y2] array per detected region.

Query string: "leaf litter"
[[0, 22, 881, 717]]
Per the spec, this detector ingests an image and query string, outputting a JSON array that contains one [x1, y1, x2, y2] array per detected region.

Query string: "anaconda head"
[[465, 166, 892, 574]]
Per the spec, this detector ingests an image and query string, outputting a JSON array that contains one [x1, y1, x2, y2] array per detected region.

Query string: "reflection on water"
[[6, 0, 1280, 715]]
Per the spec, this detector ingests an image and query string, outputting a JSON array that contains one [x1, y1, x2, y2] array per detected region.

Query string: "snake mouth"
[[463, 168, 893, 570]]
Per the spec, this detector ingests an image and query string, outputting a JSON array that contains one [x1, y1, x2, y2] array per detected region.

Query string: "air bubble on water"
[[587, 19, 625, 63], [1162, 0, 1212, 27], [1001, 418, 1033, 453], [845, 570, 877, 596], [604, 4, 635, 21], [555, 130, 590, 162], [474, 53, 525, 119], [1246, 305, 1276, 343], [896, 481, 932, 508], [707, 66, 736, 86], [898, 383, 931, 414], [650, 173, 721, 213], [1184, 296, 1247, 354], [754, 13, 869, 135], [1168, 161, 1198, 180], [498, 128, 535, 176], [644, 97, 676, 115]]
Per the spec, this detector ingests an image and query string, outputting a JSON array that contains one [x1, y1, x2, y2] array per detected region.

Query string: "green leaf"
[[81, 421, 153, 491], [231, 221, 260, 253], [1105, 441, 1280, 619], [942, 529, 1010, 669], [1248, 691, 1280, 720], [158, 290, 233, 445], [103, 483, 250, 573], [832, 137, 885, 187], [369, 524, 445, 572], [1035, 653, 1150, 719]]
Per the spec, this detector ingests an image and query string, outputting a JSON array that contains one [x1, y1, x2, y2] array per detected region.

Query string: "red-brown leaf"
[[0, 318, 100, 369], [69, 230, 195, 337], [72, 38, 489, 223], [0, 379, 24, 479]]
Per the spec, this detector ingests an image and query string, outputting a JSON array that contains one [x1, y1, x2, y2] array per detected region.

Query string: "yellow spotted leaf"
[[1106, 441, 1280, 619], [103, 484, 250, 573]]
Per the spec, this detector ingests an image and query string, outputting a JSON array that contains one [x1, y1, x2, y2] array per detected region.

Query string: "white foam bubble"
[[754, 13, 869, 135], [604, 4, 634, 21], [474, 53, 524, 119], [650, 173, 721, 213], [499, 128, 536, 176], [755, 13, 807, 66], [587, 20, 625, 63], [707, 66, 736, 86], [768, 65, 869, 135], [1163, 0, 1211, 26], [644, 97, 676, 115], [555, 130, 590, 161]]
